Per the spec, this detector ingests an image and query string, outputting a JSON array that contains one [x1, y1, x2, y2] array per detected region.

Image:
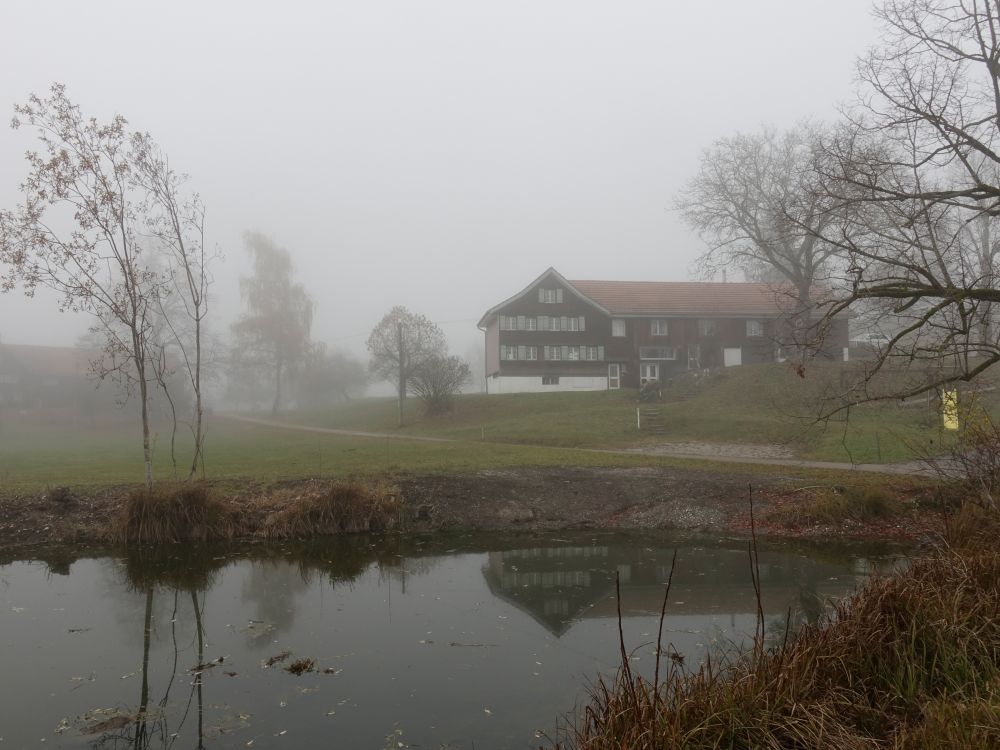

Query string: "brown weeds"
[[559, 506, 1000, 749], [113, 479, 403, 545], [766, 484, 900, 528], [115, 483, 235, 545], [261, 480, 402, 538]]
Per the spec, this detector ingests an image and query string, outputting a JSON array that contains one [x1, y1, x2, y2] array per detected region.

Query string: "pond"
[[0, 531, 901, 749]]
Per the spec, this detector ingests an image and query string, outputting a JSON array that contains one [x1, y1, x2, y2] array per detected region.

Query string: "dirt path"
[[222, 414, 930, 476]]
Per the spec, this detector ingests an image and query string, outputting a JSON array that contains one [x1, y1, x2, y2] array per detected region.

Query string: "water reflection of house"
[[482, 542, 870, 637]]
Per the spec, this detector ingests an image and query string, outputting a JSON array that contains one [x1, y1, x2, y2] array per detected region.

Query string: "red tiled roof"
[[567, 280, 797, 316]]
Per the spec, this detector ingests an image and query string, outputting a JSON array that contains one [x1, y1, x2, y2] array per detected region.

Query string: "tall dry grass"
[[115, 484, 234, 545], [114, 480, 402, 545], [558, 504, 1000, 749], [261, 480, 402, 538]]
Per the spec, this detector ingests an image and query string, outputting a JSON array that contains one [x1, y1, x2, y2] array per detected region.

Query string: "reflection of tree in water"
[[378, 553, 444, 592], [239, 539, 379, 645], [82, 547, 240, 748], [90, 588, 209, 748], [240, 559, 312, 642]]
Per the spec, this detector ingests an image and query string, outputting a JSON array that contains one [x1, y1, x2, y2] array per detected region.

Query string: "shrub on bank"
[[116, 483, 232, 545], [559, 506, 1000, 749], [766, 484, 900, 528], [261, 481, 402, 538], [114, 480, 402, 544]]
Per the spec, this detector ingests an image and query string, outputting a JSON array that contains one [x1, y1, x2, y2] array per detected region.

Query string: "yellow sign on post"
[[942, 389, 959, 431]]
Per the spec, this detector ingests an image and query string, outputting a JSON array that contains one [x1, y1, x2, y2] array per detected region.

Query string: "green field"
[[0, 363, 982, 491], [280, 362, 972, 463], [0, 415, 696, 491]]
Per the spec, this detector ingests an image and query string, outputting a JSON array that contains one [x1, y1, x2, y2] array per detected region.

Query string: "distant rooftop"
[[567, 279, 797, 316]]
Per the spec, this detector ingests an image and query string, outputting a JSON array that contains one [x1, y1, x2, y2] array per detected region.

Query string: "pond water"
[[0, 531, 900, 749]]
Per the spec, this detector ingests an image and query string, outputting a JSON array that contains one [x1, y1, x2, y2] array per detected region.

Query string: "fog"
[[0, 0, 876, 361]]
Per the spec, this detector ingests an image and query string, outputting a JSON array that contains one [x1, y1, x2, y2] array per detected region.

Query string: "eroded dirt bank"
[[0, 466, 942, 558]]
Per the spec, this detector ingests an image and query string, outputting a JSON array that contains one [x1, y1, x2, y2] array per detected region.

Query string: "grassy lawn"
[[280, 388, 641, 447], [278, 363, 980, 463], [0, 414, 706, 492], [4, 362, 989, 490]]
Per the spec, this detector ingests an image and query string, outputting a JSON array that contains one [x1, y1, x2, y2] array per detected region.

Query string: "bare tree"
[[844, 0, 1000, 214], [230, 232, 313, 416], [135, 147, 214, 479], [677, 123, 841, 311], [810, 0, 1000, 405], [0, 84, 173, 487], [408, 354, 470, 415], [366, 307, 446, 426]]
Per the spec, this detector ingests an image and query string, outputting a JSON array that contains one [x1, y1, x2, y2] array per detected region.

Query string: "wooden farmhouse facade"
[[477, 268, 849, 394]]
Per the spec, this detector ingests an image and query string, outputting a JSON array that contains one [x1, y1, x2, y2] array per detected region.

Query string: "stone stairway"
[[638, 407, 667, 435]]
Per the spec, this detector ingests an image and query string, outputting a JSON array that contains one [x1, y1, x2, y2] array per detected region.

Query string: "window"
[[542, 375, 560, 385], [538, 288, 564, 303], [698, 319, 718, 337], [544, 345, 604, 361], [639, 346, 677, 360], [500, 345, 537, 360], [612, 319, 626, 337], [650, 319, 669, 336], [500, 315, 540, 331], [746, 320, 764, 337]]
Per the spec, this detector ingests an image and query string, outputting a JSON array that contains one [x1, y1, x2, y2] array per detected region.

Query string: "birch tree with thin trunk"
[[135, 148, 214, 480], [0, 84, 172, 488]]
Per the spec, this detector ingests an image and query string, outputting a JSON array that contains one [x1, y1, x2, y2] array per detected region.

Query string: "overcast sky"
[[0, 0, 878, 359]]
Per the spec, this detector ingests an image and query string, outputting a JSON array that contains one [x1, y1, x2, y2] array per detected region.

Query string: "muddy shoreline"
[[0, 466, 942, 559]]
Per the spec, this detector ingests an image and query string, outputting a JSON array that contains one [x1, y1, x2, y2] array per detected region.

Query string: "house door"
[[640, 363, 659, 385], [687, 344, 700, 370], [608, 363, 621, 389], [723, 347, 742, 367]]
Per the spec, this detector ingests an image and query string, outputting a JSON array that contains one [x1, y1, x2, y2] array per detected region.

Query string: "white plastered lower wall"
[[486, 375, 609, 394]]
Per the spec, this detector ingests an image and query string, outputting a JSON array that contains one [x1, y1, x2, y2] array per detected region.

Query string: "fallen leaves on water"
[[78, 709, 133, 735], [189, 656, 225, 673], [263, 650, 291, 668], [285, 657, 316, 675]]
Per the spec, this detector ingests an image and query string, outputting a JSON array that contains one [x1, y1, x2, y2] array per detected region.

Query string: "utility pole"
[[397, 320, 405, 427]]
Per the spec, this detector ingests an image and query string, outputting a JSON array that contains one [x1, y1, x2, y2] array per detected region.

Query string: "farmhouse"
[[0, 343, 96, 415], [477, 268, 848, 393]]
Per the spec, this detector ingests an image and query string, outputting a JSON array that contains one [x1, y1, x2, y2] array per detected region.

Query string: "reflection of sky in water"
[[0, 533, 899, 749]]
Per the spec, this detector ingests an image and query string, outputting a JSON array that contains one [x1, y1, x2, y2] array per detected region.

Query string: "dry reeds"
[[116, 483, 234, 545], [767, 484, 899, 528], [560, 507, 1000, 749], [112, 480, 403, 545], [261, 481, 402, 538]]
